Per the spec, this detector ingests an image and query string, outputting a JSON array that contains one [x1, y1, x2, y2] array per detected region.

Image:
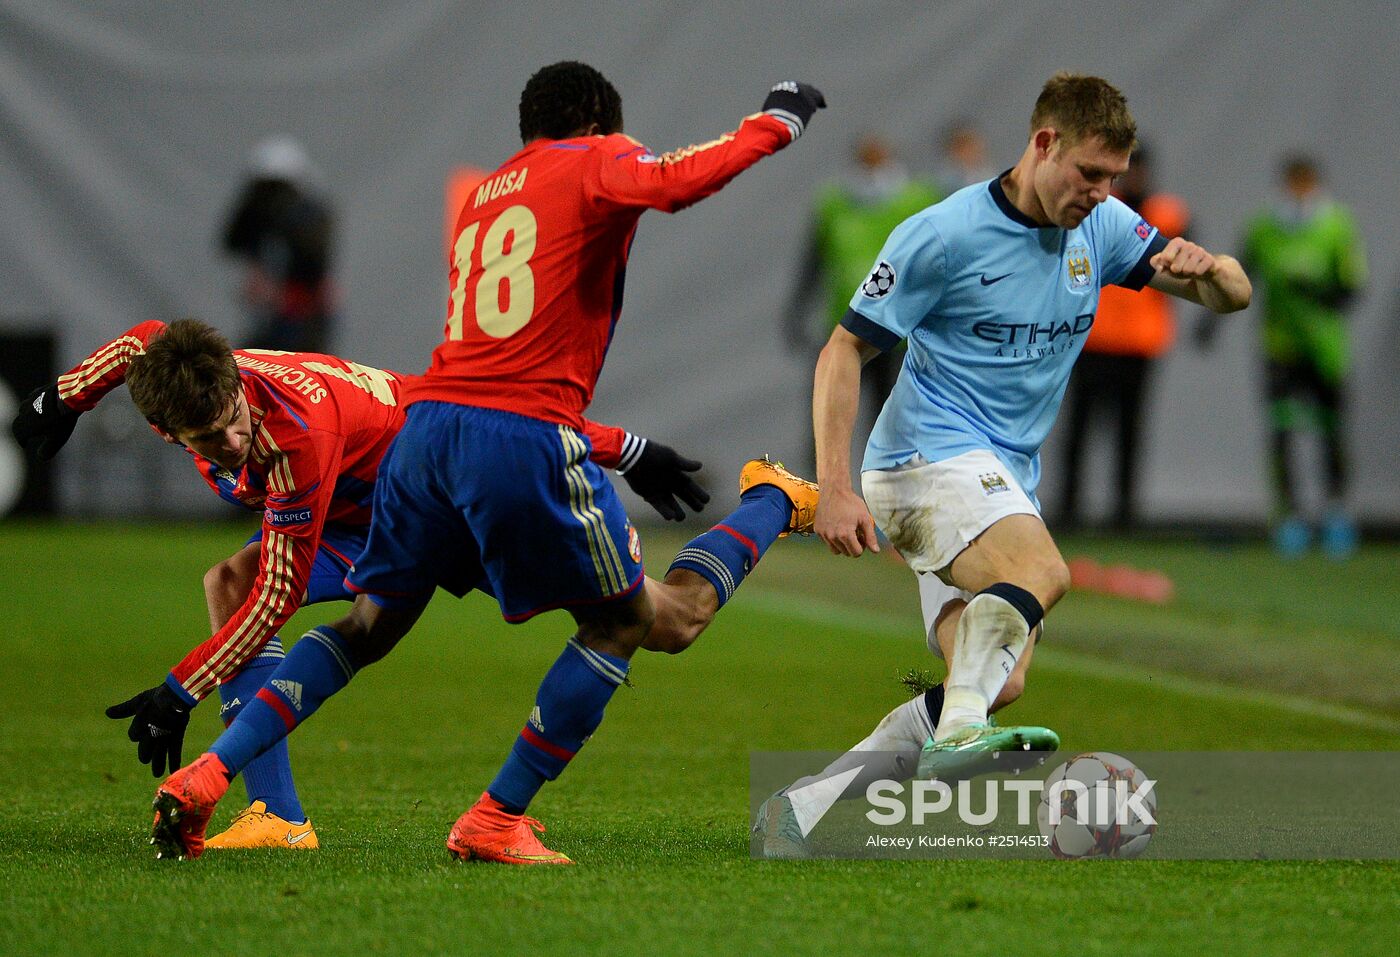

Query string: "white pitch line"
[[733, 587, 1400, 736]]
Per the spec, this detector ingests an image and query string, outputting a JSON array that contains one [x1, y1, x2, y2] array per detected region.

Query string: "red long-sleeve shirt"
[[405, 112, 793, 426]]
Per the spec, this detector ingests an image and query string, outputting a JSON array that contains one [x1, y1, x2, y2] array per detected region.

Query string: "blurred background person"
[[932, 118, 994, 194], [1223, 154, 1367, 557], [785, 133, 940, 469], [220, 136, 338, 353], [1059, 143, 1190, 530]]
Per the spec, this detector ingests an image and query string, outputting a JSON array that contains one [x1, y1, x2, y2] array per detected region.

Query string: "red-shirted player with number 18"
[[150, 63, 825, 863]]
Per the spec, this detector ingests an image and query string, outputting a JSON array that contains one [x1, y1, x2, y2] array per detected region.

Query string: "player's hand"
[[1149, 237, 1216, 280], [762, 81, 826, 139], [815, 486, 880, 557], [105, 683, 191, 777], [619, 438, 710, 522], [11, 382, 80, 460]]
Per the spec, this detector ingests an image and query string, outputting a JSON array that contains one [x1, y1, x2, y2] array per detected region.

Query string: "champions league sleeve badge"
[[861, 261, 897, 299]]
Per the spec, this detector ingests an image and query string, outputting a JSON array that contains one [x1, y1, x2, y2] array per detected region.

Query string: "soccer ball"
[[1037, 752, 1157, 859]]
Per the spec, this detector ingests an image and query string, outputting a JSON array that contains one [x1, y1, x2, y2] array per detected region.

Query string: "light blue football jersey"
[[846, 176, 1166, 498]]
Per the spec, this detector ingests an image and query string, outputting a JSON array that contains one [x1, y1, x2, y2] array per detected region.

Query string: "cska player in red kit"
[[149, 62, 825, 863], [12, 317, 704, 848]]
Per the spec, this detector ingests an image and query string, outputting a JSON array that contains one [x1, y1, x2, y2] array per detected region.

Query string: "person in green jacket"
[[1235, 154, 1368, 557], [785, 134, 942, 468]]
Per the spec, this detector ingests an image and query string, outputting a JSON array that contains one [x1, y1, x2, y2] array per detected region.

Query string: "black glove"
[[620, 438, 710, 522], [762, 81, 826, 139], [106, 683, 191, 777], [11, 382, 80, 460]]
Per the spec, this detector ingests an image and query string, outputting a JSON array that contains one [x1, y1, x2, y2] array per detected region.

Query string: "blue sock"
[[668, 484, 791, 606], [219, 638, 305, 823], [211, 625, 356, 776], [487, 638, 630, 812]]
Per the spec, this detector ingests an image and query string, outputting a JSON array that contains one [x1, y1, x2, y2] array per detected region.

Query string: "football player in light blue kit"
[[756, 74, 1250, 856]]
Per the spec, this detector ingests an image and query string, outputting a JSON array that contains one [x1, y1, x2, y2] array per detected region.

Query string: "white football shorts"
[[863, 449, 1040, 656]]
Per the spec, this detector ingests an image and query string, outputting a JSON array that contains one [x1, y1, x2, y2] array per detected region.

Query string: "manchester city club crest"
[[979, 472, 1010, 496], [1065, 244, 1092, 290]]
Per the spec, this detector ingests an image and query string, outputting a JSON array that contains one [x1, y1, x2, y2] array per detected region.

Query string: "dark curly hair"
[[518, 61, 623, 142]]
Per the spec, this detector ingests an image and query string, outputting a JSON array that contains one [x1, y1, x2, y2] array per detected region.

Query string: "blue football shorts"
[[345, 401, 644, 622]]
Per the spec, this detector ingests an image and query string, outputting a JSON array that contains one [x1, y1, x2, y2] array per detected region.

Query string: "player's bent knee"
[[576, 590, 656, 656], [1033, 559, 1072, 608], [934, 598, 966, 633], [334, 596, 422, 669], [203, 557, 252, 610]]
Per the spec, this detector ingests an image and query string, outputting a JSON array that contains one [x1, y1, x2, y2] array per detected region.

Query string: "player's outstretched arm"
[[593, 81, 824, 214], [1147, 237, 1251, 313], [167, 432, 343, 698], [813, 325, 881, 557], [11, 320, 168, 460]]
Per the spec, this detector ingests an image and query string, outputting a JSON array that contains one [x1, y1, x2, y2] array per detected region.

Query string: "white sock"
[[785, 696, 936, 833], [934, 592, 1031, 741]]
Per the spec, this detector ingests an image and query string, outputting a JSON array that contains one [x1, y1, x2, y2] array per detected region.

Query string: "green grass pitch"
[[1, 522, 1396, 955]]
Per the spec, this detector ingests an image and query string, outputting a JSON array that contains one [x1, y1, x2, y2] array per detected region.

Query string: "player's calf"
[[659, 457, 815, 640], [936, 584, 1043, 739], [640, 569, 719, 654]]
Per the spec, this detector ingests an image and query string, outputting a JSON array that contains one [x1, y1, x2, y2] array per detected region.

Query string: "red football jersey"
[[404, 113, 793, 427], [57, 322, 631, 702]]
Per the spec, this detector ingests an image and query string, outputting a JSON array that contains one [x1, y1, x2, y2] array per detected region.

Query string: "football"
[[1037, 752, 1157, 859]]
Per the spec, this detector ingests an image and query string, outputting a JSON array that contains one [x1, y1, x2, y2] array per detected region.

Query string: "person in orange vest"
[[1059, 143, 1190, 529]]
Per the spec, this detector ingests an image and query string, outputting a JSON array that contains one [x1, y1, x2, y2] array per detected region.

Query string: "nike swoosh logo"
[[980, 273, 1013, 286], [285, 828, 314, 845]]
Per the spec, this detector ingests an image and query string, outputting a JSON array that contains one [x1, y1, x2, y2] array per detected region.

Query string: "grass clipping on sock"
[[897, 667, 940, 698]]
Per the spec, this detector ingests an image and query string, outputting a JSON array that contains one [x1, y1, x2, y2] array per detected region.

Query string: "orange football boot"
[[738, 455, 819, 536], [151, 752, 231, 860], [446, 792, 573, 865], [204, 800, 318, 850]]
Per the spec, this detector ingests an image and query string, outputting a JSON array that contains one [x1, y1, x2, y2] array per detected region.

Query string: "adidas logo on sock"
[[528, 706, 545, 733], [271, 679, 303, 711]]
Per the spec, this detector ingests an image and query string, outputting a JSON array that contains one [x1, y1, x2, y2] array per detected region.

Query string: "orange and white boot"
[[204, 800, 318, 850]]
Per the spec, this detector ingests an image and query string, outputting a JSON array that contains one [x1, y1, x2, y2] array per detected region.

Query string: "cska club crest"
[[1066, 245, 1092, 289]]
